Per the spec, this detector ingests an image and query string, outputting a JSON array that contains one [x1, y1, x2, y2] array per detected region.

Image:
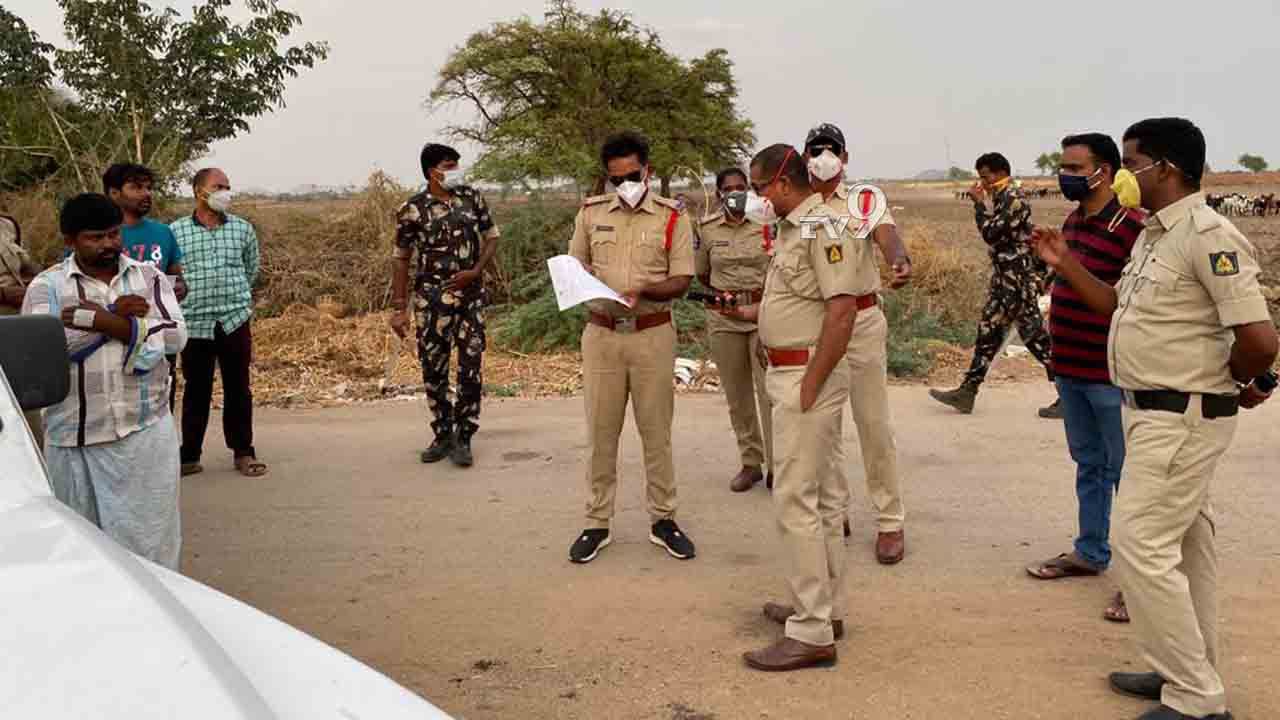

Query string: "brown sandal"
[[1026, 552, 1101, 580], [235, 456, 269, 478], [1103, 591, 1129, 623]]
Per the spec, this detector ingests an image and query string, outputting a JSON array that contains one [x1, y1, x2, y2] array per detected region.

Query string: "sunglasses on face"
[[608, 170, 645, 186], [806, 144, 841, 158]]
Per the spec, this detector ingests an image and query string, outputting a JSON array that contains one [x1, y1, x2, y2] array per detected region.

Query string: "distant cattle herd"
[[950, 187, 1280, 217], [1207, 192, 1280, 217]]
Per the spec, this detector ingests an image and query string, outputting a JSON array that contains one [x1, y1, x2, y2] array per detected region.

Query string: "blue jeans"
[[1056, 377, 1126, 569]]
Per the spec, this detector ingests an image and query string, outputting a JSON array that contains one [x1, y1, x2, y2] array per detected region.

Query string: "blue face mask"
[[1058, 168, 1102, 202]]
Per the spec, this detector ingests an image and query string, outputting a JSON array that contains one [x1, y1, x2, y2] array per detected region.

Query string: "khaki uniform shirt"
[[759, 193, 876, 349], [694, 211, 770, 333], [821, 184, 897, 295], [1109, 192, 1271, 395], [568, 192, 695, 318], [1, 216, 32, 316]]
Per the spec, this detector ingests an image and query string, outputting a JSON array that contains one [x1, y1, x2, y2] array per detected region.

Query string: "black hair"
[[975, 152, 1012, 176], [750, 144, 808, 189], [1061, 133, 1122, 175], [715, 167, 748, 191], [420, 143, 461, 178], [600, 131, 650, 168], [1122, 117, 1206, 188], [60, 193, 122, 237], [102, 163, 155, 194], [192, 167, 220, 191]]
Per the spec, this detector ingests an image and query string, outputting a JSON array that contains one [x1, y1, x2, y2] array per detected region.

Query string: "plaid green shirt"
[[170, 213, 260, 339]]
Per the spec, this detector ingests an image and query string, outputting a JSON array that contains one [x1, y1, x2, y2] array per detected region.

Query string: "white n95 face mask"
[[743, 192, 777, 224], [807, 150, 844, 182], [616, 179, 648, 208], [441, 169, 465, 186], [207, 189, 233, 213]]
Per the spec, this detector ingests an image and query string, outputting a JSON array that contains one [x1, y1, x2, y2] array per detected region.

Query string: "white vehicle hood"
[[0, 371, 451, 719]]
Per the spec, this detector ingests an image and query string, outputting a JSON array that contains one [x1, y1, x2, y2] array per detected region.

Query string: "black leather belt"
[[1123, 390, 1239, 419]]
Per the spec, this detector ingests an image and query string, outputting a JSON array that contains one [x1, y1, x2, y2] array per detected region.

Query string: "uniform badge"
[[1209, 251, 1239, 276], [593, 224, 615, 232], [825, 244, 844, 264]]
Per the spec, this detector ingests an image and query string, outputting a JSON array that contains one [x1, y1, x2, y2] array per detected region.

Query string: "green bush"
[[881, 288, 973, 377]]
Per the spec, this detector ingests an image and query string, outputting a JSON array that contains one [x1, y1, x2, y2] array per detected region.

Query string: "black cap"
[[805, 123, 845, 152]]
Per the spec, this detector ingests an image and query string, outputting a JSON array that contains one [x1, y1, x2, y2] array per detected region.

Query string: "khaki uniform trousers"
[[767, 360, 851, 646], [834, 306, 905, 532], [1113, 397, 1237, 717], [708, 328, 772, 470], [582, 322, 678, 528]]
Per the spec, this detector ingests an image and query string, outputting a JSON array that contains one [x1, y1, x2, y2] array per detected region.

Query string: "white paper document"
[[546, 255, 633, 311]]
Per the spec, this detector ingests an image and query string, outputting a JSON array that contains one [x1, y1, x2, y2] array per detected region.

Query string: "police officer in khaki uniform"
[[723, 144, 872, 672], [1031, 118, 1277, 720], [804, 123, 913, 564], [694, 168, 774, 492], [1, 214, 46, 447], [566, 131, 698, 564]]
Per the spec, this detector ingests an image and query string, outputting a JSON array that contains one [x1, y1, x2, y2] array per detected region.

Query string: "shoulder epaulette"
[[582, 194, 612, 207], [653, 196, 683, 212], [700, 211, 724, 226]]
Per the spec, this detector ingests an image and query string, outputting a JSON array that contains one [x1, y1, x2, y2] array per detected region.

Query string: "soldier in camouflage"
[[930, 152, 1054, 415], [390, 144, 500, 467]]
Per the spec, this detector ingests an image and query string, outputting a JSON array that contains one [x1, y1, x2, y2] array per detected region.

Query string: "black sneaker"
[[569, 529, 611, 563], [450, 435, 474, 467], [650, 519, 696, 559], [420, 433, 453, 463]]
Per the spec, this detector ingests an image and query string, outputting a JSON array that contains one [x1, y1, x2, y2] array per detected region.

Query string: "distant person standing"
[[694, 168, 774, 493], [389, 143, 500, 468], [1, 212, 45, 446], [103, 163, 187, 411], [171, 168, 267, 478], [930, 152, 1055, 416], [1024, 134, 1143, 627], [22, 193, 187, 568]]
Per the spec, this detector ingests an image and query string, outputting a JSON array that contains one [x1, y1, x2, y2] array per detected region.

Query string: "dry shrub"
[[246, 170, 408, 317], [894, 217, 989, 329], [0, 188, 63, 265]]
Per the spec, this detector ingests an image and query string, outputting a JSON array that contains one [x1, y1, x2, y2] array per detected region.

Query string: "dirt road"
[[182, 384, 1280, 720]]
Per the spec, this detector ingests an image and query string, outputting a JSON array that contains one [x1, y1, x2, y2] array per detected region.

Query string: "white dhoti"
[[45, 417, 182, 570]]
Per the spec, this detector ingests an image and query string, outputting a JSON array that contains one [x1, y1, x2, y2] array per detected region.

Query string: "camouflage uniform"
[[962, 183, 1052, 389], [394, 186, 499, 443]]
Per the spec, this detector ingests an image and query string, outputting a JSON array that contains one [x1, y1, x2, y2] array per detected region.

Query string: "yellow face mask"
[[1111, 162, 1160, 209], [989, 177, 1012, 192]]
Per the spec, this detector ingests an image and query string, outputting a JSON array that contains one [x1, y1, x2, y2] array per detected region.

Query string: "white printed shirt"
[[22, 255, 188, 447]]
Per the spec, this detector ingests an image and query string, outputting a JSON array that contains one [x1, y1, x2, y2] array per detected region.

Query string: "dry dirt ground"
[[181, 382, 1280, 720]]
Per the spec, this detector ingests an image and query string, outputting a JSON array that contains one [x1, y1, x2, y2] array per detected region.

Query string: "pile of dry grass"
[[248, 304, 583, 407], [0, 188, 62, 265], [892, 217, 989, 328]]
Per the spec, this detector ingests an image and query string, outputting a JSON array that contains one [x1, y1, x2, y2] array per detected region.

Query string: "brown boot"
[[762, 602, 844, 640], [730, 465, 764, 492], [743, 637, 836, 672], [876, 530, 905, 565]]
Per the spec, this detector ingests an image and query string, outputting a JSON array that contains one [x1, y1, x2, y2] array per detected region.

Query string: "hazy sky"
[[12, 0, 1280, 191]]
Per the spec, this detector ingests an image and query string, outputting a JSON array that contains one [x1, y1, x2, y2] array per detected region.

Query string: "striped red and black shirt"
[[1049, 198, 1145, 383]]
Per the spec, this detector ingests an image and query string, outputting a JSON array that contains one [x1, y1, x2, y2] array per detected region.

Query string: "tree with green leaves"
[[430, 0, 754, 196], [1238, 153, 1268, 173], [1034, 151, 1062, 175], [946, 166, 975, 181], [1, 1, 328, 192]]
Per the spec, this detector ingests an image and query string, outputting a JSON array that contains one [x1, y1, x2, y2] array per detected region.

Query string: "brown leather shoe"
[[743, 636, 836, 672], [761, 602, 844, 640], [730, 466, 764, 492], [876, 530, 905, 564]]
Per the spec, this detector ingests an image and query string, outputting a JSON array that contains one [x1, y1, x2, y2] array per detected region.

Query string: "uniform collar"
[[784, 193, 826, 227], [608, 191, 658, 215], [1148, 191, 1205, 231]]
